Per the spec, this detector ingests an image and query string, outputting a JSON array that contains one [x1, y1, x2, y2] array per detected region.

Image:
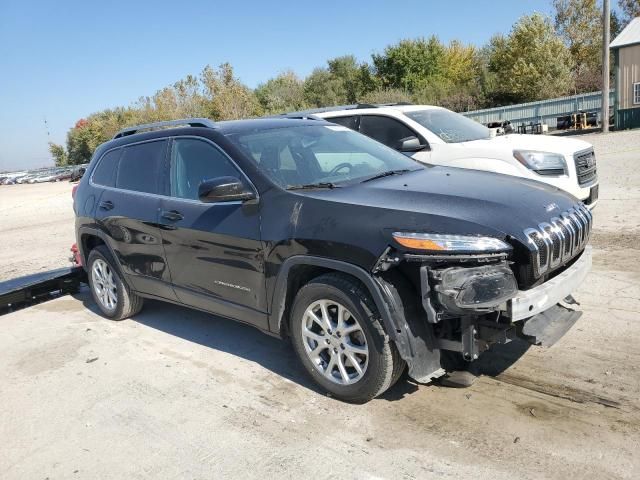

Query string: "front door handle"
[[99, 200, 114, 210], [161, 210, 184, 222]]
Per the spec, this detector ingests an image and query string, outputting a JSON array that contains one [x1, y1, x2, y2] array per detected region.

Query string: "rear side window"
[[328, 116, 358, 130], [359, 115, 417, 150], [92, 149, 121, 187], [116, 140, 167, 194]]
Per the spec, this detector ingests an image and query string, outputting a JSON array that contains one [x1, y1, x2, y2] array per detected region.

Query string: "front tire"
[[87, 245, 143, 320], [290, 273, 404, 403]]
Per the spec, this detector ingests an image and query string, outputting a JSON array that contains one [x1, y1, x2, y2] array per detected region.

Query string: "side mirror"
[[398, 136, 428, 152], [198, 176, 256, 203]]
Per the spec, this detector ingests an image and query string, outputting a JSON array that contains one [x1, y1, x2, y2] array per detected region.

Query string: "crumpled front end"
[[373, 203, 593, 383]]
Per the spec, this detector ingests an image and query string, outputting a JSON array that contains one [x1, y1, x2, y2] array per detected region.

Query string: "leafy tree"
[[201, 63, 261, 120], [255, 71, 307, 114], [49, 143, 68, 166], [372, 37, 446, 91], [327, 55, 378, 103], [303, 68, 348, 107], [487, 14, 574, 103], [301, 56, 378, 107], [441, 40, 480, 89], [66, 118, 105, 165], [618, 0, 640, 25], [554, 0, 602, 91]]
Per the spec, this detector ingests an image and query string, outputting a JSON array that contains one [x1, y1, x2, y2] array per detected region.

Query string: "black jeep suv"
[[74, 117, 592, 403]]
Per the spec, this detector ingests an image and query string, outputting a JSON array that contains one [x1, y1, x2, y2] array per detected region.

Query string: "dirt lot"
[[1, 130, 639, 479], [0, 181, 75, 281]]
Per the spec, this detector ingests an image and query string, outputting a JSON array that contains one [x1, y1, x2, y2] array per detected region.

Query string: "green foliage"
[[372, 37, 445, 91], [201, 63, 262, 120], [618, 0, 640, 25], [303, 67, 348, 107], [59, 6, 623, 163], [301, 56, 379, 108], [48, 143, 68, 166], [487, 14, 574, 103], [358, 88, 412, 105], [554, 0, 602, 91], [327, 55, 378, 103], [255, 71, 307, 114]]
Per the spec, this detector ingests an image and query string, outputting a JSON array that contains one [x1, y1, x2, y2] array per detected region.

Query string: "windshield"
[[405, 109, 491, 143], [226, 124, 423, 188]]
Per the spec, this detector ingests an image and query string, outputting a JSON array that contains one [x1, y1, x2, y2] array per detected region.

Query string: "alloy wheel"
[[301, 299, 369, 385], [91, 258, 118, 311]]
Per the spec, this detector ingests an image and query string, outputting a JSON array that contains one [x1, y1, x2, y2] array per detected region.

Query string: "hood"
[[462, 133, 592, 156], [302, 166, 580, 248]]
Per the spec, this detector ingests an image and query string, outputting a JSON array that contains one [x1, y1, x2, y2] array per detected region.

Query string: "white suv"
[[301, 104, 598, 208]]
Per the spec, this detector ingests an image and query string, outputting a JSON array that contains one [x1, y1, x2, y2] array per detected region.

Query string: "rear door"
[[158, 136, 267, 329], [93, 139, 176, 300]]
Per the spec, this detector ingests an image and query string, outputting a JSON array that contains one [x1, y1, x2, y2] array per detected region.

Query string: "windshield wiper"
[[286, 182, 338, 190], [361, 169, 411, 183]]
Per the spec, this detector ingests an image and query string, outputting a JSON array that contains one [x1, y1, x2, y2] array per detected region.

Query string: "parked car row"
[[0, 164, 87, 185]]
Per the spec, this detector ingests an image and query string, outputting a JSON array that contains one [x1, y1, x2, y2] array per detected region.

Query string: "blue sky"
[[0, 0, 557, 171]]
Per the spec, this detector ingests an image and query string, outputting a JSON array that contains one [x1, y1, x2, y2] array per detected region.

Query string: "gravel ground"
[[0, 129, 639, 479], [0, 181, 75, 281]]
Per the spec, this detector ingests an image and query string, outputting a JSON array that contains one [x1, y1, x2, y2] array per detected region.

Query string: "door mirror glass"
[[398, 136, 428, 152], [198, 176, 256, 203]]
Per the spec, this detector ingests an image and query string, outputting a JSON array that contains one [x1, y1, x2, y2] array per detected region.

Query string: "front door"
[[158, 137, 267, 329]]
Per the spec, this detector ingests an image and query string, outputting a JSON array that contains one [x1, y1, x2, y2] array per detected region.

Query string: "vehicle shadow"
[[470, 339, 532, 377], [77, 291, 531, 401]]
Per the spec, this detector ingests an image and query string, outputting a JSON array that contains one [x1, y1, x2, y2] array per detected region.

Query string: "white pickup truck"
[[302, 104, 598, 208]]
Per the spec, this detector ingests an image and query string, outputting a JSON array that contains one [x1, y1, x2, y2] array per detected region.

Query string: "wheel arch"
[[77, 227, 127, 280], [268, 256, 400, 342]]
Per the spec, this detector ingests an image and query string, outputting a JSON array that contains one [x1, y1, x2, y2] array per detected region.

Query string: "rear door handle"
[[161, 210, 184, 222], [99, 200, 114, 210]]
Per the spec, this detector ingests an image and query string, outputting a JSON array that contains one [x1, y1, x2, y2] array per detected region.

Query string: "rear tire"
[[290, 273, 404, 403], [87, 245, 143, 320]]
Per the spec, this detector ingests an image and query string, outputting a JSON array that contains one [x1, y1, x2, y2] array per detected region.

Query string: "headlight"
[[392, 232, 511, 253], [513, 150, 567, 176], [434, 264, 518, 312]]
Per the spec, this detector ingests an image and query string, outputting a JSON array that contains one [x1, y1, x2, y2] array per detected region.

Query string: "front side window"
[[405, 108, 491, 143], [116, 140, 167, 194], [170, 138, 240, 200], [634, 83, 640, 105], [358, 115, 418, 150], [92, 148, 121, 187], [226, 125, 423, 188]]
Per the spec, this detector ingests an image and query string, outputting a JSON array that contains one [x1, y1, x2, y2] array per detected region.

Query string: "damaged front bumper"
[[506, 246, 592, 321], [381, 246, 592, 383]]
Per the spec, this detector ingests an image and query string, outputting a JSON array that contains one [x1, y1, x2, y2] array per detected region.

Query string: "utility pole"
[[602, 0, 610, 133]]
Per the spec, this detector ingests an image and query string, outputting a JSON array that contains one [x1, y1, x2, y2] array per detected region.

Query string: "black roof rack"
[[113, 118, 216, 139]]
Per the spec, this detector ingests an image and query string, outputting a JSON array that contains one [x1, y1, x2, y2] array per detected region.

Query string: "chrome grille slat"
[[524, 203, 592, 278], [560, 213, 577, 257]]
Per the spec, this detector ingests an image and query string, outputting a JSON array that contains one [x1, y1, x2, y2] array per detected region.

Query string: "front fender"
[[269, 256, 445, 383], [268, 256, 399, 340]]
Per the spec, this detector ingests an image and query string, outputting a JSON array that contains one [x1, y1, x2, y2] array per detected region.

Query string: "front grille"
[[524, 203, 592, 278], [574, 148, 597, 186]]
